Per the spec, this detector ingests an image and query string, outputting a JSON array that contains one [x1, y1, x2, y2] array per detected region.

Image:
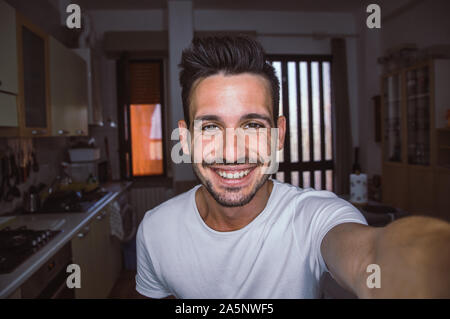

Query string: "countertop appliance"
[[0, 226, 61, 274]]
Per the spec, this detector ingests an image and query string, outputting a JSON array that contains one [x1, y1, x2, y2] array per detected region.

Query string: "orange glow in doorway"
[[130, 104, 163, 176]]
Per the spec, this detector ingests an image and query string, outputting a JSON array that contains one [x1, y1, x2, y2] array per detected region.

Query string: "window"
[[117, 58, 166, 179], [268, 55, 334, 191]]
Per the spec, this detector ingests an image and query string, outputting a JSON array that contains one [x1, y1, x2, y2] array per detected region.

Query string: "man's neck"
[[195, 180, 274, 232]]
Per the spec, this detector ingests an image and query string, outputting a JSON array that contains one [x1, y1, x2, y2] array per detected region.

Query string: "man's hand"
[[322, 216, 450, 298]]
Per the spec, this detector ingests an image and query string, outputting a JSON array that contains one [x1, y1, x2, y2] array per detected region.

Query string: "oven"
[[20, 243, 74, 299]]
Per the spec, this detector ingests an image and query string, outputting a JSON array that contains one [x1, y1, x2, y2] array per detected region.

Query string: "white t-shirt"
[[136, 179, 367, 299]]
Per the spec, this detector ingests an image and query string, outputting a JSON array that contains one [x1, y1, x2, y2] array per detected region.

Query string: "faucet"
[[42, 162, 72, 200]]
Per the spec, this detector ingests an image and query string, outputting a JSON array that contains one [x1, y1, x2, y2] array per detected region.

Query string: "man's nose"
[[222, 128, 247, 164]]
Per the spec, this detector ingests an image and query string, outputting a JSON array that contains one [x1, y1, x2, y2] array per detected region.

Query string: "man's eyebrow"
[[194, 113, 273, 124], [239, 113, 273, 124], [194, 115, 222, 122]]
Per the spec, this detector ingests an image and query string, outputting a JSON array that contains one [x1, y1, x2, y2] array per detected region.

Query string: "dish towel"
[[109, 200, 124, 241]]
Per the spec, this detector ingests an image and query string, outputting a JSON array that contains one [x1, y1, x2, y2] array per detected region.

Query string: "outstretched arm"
[[321, 216, 450, 298]]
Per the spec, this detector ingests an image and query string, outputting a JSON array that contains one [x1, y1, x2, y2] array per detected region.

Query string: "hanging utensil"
[[104, 137, 113, 182], [18, 144, 25, 184], [9, 152, 21, 198], [32, 152, 39, 172], [0, 155, 5, 201], [4, 156, 14, 202]]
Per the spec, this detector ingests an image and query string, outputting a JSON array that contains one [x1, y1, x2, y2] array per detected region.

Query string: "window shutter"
[[129, 62, 161, 104]]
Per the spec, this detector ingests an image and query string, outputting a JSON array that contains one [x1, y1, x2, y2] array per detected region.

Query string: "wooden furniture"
[[0, 10, 50, 137], [0, 1, 19, 128], [16, 13, 51, 137], [381, 59, 450, 221], [71, 204, 122, 299], [49, 37, 88, 136], [0, 0, 89, 137]]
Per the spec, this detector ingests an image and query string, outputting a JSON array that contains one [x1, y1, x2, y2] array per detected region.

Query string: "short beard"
[[192, 163, 270, 207]]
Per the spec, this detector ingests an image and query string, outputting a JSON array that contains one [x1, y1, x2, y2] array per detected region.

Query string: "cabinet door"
[[382, 163, 408, 210], [16, 14, 50, 137], [71, 223, 96, 299], [405, 64, 431, 166], [49, 37, 88, 136], [0, 0, 18, 95], [91, 211, 110, 298], [91, 209, 122, 298], [434, 168, 450, 222], [407, 166, 434, 215], [104, 210, 123, 294], [0, 93, 18, 127], [382, 73, 403, 163]]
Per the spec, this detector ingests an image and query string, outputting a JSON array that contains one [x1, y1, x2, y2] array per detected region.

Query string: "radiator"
[[131, 187, 174, 223]]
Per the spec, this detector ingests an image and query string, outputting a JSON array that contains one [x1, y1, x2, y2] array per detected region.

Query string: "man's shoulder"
[[272, 179, 338, 204], [272, 180, 354, 217], [140, 185, 199, 229]]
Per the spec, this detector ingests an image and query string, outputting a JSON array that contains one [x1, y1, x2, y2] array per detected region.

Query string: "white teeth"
[[216, 169, 251, 179]]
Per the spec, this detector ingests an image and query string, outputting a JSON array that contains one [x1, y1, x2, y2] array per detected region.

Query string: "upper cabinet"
[[0, 1, 19, 129], [16, 13, 51, 137], [49, 37, 88, 136], [0, 1, 19, 95], [74, 48, 105, 127], [381, 59, 450, 219], [0, 1, 89, 137]]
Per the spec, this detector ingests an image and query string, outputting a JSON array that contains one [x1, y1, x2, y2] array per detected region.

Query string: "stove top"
[[0, 226, 61, 274]]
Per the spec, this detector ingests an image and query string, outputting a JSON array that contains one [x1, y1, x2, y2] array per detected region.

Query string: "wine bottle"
[[352, 147, 361, 174]]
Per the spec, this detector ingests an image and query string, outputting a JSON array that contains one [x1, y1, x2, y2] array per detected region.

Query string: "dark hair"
[[179, 35, 280, 128]]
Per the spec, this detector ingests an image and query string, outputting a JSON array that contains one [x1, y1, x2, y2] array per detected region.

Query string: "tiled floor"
[[108, 270, 142, 299]]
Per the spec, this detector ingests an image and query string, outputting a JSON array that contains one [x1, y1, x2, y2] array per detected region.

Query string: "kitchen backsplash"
[[0, 124, 120, 216], [0, 136, 70, 215]]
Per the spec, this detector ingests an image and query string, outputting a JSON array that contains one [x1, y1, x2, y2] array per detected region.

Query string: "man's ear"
[[276, 116, 286, 151], [178, 120, 191, 155]]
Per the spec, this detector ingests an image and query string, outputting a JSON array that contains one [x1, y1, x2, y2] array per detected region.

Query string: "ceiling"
[[73, 0, 368, 12]]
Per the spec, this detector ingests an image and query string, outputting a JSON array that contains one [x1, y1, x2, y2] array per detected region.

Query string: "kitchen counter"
[[0, 181, 133, 299]]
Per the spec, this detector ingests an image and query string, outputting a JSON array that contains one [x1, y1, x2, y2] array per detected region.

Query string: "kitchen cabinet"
[[0, 13, 51, 137], [70, 220, 96, 299], [0, 7, 88, 137], [49, 37, 88, 136], [0, 0, 19, 95], [17, 13, 51, 137], [381, 59, 450, 220], [0, 93, 19, 127], [71, 207, 122, 299], [0, 1, 19, 132], [73, 48, 105, 127]]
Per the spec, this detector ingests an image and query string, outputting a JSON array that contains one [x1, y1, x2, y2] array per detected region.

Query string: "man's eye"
[[202, 124, 220, 131], [243, 122, 264, 129]]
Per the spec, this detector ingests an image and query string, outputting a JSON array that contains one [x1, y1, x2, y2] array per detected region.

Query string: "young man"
[[136, 36, 450, 299]]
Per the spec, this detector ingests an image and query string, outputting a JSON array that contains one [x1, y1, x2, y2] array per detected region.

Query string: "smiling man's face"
[[179, 73, 285, 207]]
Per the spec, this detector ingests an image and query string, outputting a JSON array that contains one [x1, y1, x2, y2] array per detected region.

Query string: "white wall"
[[382, 0, 450, 52], [88, 9, 166, 39], [168, 1, 195, 181], [193, 10, 356, 34], [356, 12, 382, 177]]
